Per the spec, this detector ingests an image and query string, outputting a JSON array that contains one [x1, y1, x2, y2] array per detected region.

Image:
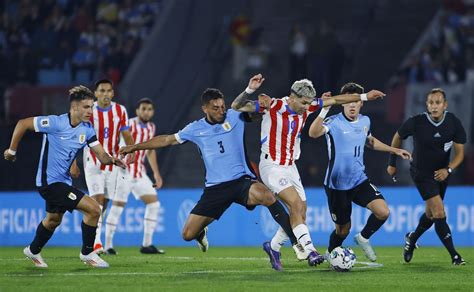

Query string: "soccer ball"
[[328, 247, 356, 272]]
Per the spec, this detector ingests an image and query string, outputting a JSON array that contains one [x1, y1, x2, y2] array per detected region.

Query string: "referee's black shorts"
[[325, 179, 385, 225], [191, 175, 257, 220], [38, 182, 85, 214], [410, 167, 449, 201]]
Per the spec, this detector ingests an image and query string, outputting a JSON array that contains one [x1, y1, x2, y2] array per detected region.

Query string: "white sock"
[[143, 201, 160, 247], [94, 205, 104, 246], [105, 205, 124, 249], [357, 233, 369, 242], [293, 224, 316, 252], [270, 226, 289, 252]]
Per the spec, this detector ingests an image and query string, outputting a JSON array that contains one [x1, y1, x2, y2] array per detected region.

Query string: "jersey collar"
[[96, 102, 113, 112], [67, 113, 81, 128], [424, 111, 446, 127], [342, 111, 359, 122]]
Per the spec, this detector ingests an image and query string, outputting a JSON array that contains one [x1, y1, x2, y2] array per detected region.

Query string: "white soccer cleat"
[[80, 252, 110, 268], [292, 243, 309, 261], [354, 232, 376, 262], [196, 227, 209, 252], [23, 246, 48, 268]]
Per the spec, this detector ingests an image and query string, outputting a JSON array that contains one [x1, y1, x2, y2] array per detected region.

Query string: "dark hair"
[[427, 88, 446, 100], [201, 88, 224, 105], [69, 85, 94, 103], [94, 78, 113, 90], [136, 97, 154, 109], [340, 82, 364, 95]]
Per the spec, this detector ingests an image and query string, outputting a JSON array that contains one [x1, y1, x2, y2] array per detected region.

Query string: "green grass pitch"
[[1, 246, 472, 291]]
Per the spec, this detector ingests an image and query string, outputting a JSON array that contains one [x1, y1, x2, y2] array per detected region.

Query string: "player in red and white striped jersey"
[[104, 98, 164, 255], [231, 74, 385, 267], [76, 79, 135, 253]]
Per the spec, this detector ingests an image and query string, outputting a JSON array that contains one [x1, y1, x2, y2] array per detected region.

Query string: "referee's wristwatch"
[[447, 167, 453, 175]]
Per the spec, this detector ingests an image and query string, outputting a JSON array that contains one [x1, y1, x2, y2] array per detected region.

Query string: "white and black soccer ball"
[[328, 247, 356, 272]]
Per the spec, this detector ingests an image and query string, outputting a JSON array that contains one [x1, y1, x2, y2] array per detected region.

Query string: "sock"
[[105, 205, 124, 249], [29, 222, 54, 254], [270, 227, 289, 251], [360, 214, 387, 240], [267, 200, 297, 245], [411, 213, 433, 243], [293, 224, 315, 252], [81, 221, 97, 255], [433, 217, 458, 258], [328, 230, 345, 252], [94, 205, 104, 246], [143, 201, 160, 247]]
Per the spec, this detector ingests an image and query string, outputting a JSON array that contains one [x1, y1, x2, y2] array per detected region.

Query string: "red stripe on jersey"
[[269, 100, 283, 161], [105, 109, 114, 171], [115, 104, 123, 154], [279, 111, 289, 165], [288, 115, 300, 165]]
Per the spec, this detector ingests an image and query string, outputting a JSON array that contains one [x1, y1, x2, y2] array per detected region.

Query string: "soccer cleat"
[[105, 248, 117, 255], [263, 241, 282, 271], [307, 250, 325, 266], [323, 250, 330, 262], [354, 233, 377, 262], [23, 246, 48, 268], [196, 227, 209, 252], [292, 243, 309, 261], [403, 232, 418, 263], [452, 255, 466, 266], [80, 252, 110, 268], [140, 245, 165, 254], [94, 243, 104, 254]]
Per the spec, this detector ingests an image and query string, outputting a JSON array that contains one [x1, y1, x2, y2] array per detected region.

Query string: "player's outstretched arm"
[[366, 135, 412, 160], [90, 143, 126, 168], [120, 134, 179, 156], [4, 117, 35, 162], [321, 90, 385, 107], [146, 149, 163, 189], [231, 74, 265, 112], [309, 92, 332, 139]]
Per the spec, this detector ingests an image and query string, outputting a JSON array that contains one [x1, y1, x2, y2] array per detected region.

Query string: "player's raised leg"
[[182, 214, 214, 252]]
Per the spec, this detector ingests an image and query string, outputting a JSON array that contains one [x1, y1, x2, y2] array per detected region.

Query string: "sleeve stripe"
[[33, 117, 39, 132], [174, 133, 185, 144], [88, 141, 100, 147], [322, 125, 329, 134]]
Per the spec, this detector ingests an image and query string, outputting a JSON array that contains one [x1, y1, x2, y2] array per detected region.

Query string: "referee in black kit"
[[387, 88, 466, 265]]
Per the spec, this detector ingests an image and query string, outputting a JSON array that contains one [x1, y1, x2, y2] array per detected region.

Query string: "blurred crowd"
[[0, 0, 163, 87], [394, 0, 474, 85]]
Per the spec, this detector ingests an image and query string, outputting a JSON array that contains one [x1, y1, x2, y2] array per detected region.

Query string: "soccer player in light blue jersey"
[[308, 82, 411, 261], [120, 87, 298, 271], [4, 85, 126, 268]]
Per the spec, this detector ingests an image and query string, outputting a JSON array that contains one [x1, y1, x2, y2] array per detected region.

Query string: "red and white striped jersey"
[[84, 101, 130, 171], [260, 97, 322, 166], [127, 117, 156, 178]]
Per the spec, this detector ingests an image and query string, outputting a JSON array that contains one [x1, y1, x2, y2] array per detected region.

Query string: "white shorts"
[[259, 153, 306, 201], [114, 168, 157, 203], [84, 163, 119, 198]]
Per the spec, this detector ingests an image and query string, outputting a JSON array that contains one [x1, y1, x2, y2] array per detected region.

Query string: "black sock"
[[267, 200, 298, 245], [81, 221, 97, 255], [411, 213, 433, 243], [328, 230, 346, 252], [360, 214, 387, 240], [30, 222, 54, 254], [433, 217, 458, 258]]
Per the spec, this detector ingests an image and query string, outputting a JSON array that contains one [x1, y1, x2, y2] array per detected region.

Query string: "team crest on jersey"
[[79, 134, 86, 144], [222, 121, 232, 131], [40, 118, 50, 127], [68, 192, 77, 201]]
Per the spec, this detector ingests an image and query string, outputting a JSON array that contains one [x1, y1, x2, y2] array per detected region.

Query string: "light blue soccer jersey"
[[323, 112, 371, 190], [175, 109, 256, 187], [34, 113, 98, 187]]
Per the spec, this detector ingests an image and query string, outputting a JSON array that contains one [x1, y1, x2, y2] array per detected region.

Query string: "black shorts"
[[191, 176, 257, 220], [325, 179, 385, 225], [410, 167, 449, 201], [38, 182, 85, 214]]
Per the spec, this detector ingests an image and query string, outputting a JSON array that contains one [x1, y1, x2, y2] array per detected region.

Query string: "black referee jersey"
[[397, 111, 466, 174]]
